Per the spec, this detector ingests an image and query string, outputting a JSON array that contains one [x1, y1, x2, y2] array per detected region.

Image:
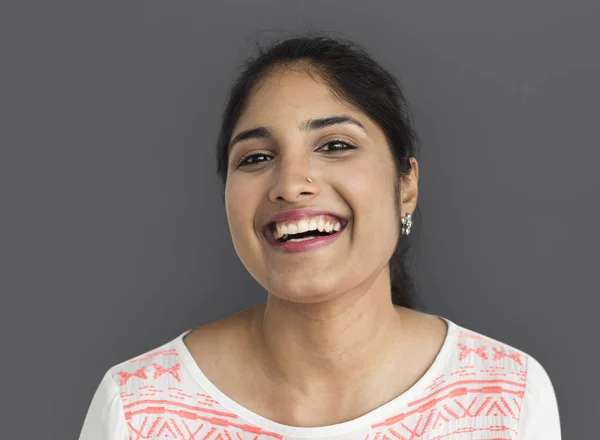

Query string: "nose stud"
[[306, 177, 313, 182]]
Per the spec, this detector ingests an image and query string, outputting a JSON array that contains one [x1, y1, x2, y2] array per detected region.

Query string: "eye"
[[236, 152, 273, 168], [318, 139, 357, 152], [235, 140, 356, 168]]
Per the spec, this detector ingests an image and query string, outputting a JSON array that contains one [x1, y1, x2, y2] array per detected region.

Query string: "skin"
[[184, 64, 448, 426]]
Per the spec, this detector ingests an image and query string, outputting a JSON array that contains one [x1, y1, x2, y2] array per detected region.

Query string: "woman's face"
[[225, 67, 418, 304]]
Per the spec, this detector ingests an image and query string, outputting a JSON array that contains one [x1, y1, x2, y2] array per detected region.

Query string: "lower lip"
[[265, 224, 347, 253]]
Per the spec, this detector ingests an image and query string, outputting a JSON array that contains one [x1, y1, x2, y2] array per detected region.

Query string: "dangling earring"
[[401, 213, 412, 236]]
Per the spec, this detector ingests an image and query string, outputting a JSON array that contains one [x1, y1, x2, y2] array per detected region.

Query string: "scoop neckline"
[[173, 315, 457, 438]]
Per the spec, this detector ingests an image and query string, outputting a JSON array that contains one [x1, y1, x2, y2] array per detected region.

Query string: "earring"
[[306, 177, 313, 182], [401, 213, 412, 236]]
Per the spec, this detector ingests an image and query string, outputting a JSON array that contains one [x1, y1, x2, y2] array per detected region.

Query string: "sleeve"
[[78, 370, 129, 440], [518, 354, 561, 439]]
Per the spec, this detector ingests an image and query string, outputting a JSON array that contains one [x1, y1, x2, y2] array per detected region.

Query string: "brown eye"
[[319, 140, 357, 152], [237, 153, 273, 168], [236, 140, 356, 168]]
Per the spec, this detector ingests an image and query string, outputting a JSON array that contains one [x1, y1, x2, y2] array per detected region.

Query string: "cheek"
[[343, 156, 396, 213], [225, 181, 257, 238], [341, 158, 398, 247]]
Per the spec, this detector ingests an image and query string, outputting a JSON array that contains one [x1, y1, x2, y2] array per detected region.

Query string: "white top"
[[78, 316, 561, 439]]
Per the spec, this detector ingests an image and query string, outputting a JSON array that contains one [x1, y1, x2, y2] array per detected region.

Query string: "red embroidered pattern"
[[111, 328, 527, 439]]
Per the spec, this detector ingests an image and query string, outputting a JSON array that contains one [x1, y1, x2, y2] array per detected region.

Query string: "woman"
[[79, 35, 561, 439]]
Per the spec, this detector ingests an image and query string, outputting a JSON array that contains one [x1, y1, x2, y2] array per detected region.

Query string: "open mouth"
[[265, 219, 348, 244]]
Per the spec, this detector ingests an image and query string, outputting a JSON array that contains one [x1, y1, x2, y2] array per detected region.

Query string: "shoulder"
[[441, 317, 561, 438], [99, 311, 252, 404], [104, 330, 188, 398], [79, 331, 187, 439], [450, 319, 530, 367], [404, 309, 533, 375], [446, 317, 552, 389]]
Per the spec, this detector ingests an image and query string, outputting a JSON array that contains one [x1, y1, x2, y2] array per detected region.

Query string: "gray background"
[[1, 1, 597, 437]]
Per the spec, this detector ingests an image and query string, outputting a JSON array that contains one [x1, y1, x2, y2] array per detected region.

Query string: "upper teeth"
[[273, 215, 342, 240]]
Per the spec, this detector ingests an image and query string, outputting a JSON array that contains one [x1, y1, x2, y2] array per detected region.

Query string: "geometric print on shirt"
[[111, 327, 528, 440]]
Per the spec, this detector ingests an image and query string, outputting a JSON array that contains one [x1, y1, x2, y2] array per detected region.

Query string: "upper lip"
[[262, 208, 349, 235]]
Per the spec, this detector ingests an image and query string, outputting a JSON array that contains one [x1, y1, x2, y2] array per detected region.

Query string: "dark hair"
[[215, 34, 422, 309]]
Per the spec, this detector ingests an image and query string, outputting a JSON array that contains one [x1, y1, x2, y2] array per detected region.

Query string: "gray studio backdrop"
[[1, 1, 598, 437]]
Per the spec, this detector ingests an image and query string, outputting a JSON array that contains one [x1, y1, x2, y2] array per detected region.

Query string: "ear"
[[400, 157, 419, 215]]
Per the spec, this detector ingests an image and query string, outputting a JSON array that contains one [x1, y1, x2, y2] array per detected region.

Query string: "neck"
[[248, 268, 405, 400]]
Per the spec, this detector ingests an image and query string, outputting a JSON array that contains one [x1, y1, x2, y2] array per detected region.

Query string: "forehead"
[[236, 68, 362, 127]]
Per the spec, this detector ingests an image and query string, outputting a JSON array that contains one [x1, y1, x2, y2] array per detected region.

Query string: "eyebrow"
[[228, 115, 367, 151]]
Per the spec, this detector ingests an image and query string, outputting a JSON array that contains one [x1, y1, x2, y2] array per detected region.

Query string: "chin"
[[267, 279, 341, 304]]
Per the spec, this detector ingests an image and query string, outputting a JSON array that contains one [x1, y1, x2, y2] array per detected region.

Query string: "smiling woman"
[[217, 40, 419, 309], [79, 35, 561, 440]]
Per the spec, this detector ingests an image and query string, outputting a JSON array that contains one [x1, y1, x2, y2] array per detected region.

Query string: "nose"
[[267, 156, 320, 203]]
